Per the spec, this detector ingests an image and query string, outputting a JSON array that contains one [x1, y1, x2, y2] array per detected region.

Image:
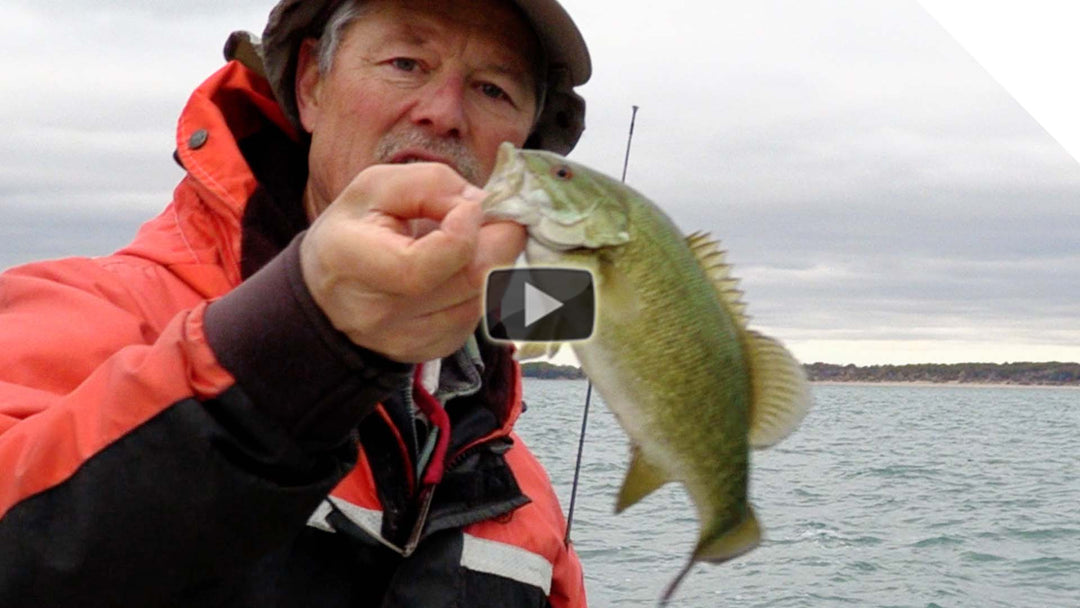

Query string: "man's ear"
[[295, 39, 323, 134]]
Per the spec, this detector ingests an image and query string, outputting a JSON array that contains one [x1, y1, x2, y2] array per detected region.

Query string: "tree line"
[[519, 361, 586, 380], [803, 362, 1080, 386]]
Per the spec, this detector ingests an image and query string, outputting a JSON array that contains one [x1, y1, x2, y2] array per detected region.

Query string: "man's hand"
[[300, 163, 525, 363]]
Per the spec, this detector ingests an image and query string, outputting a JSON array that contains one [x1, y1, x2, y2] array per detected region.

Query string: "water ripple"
[[910, 535, 965, 548], [516, 380, 1080, 607]]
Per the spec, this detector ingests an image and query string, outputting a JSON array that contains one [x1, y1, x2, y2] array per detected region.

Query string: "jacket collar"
[[172, 61, 303, 274]]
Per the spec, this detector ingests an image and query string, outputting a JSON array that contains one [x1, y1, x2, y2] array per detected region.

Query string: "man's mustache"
[[375, 129, 483, 185]]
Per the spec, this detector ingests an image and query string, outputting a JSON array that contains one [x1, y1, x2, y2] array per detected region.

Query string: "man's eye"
[[479, 83, 510, 102], [390, 58, 419, 72]]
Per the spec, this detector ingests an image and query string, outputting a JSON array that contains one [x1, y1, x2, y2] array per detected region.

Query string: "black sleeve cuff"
[[204, 233, 411, 447]]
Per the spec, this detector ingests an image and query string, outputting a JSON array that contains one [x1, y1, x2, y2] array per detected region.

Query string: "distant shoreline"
[[810, 380, 1079, 389], [803, 362, 1079, 387]]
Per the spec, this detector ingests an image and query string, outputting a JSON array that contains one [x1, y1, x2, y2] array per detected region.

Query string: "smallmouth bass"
[[483, 142, 813, 603]]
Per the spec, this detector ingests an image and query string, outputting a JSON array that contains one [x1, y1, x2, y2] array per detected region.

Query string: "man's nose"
[[409, 73, 468, 138]]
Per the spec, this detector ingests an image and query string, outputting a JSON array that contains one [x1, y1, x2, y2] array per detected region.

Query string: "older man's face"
[[297, 0, 541, 217]]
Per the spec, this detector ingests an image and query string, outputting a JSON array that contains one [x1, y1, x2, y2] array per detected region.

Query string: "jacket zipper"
[[401, 438, 499, 557]]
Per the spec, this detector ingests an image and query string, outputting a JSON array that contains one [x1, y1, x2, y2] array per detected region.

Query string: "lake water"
[[514, 381, 1079, 607]]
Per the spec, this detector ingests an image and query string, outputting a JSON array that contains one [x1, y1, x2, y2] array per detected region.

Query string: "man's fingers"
[[302, 161, 527, 363], [390, 198, 482, 292], [471, 220, 527, 287], [352, 163, 472, 222]]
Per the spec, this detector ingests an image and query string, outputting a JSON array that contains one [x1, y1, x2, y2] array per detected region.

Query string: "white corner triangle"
[[916, 1, 1080, 164]]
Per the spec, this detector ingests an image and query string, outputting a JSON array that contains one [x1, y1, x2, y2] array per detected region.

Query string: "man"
[[0, 0, 591, 606]]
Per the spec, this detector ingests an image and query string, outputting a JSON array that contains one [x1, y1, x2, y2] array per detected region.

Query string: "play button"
[[524, 282, 565, 327], [484, 268, 595, 342]]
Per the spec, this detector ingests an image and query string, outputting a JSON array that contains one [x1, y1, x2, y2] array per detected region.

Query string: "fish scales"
[[561, 199, 753, 525]]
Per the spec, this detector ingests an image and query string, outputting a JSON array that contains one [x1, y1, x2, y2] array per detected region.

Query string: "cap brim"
[[512, 0, 591, 85]]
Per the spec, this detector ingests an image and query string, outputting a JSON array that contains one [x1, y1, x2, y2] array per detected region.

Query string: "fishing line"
[[564, 105, 639, 545]]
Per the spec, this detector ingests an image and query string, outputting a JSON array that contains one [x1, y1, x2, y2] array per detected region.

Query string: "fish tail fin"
[[658, 508, 761, 606], [658, 559, 695, 606], [694, 505, 762, 564]]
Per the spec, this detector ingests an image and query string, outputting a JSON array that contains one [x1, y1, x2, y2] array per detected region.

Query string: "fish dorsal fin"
[[685, 232, 749, 328], [615, 445, 671, 513], [684, 232, 812, 446], [745, 330, 813, 448]]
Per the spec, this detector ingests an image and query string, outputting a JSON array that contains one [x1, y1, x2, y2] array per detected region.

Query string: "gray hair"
[[315, 1, 372, 77], [311, 0, 548, 118]]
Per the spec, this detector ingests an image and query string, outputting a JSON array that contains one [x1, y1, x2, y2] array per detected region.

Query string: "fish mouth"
[[528, 232, 579, 254], [482, 142, 526, 214], [492, 140, 516, 173]]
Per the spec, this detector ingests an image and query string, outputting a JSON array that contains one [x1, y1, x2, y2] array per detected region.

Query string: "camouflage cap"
[[224, 0, 591, 154]]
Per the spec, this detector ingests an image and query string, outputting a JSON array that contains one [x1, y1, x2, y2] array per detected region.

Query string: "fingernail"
[[461, 184, 487, 203]]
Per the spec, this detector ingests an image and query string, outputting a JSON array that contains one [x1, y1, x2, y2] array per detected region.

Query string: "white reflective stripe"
[[305, 500, 335, 533], [327, 497, 383, 533], [460, 534, 554, 595], [327, 497, 406, 556]]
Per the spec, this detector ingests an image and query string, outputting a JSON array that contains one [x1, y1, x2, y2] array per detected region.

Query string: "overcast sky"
[[2, 0, 1078, 365]]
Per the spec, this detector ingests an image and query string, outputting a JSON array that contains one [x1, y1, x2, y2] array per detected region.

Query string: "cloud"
[[555, 0, 1080, 364], [1, 0, 1077, 364], [6, 0, 267, 20]]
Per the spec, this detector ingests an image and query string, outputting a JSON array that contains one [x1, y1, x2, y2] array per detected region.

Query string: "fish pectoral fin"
[[693, 505, 762, 563], [513, 341, 563, 361], [746, 330, 814, 449], [615, 447, 671, 513]]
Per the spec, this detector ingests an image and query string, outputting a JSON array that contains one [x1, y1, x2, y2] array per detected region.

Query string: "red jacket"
[[0, 61, 585, 608]]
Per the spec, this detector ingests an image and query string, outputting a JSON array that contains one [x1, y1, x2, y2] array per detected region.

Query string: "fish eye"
[[552, 165, 573, 180]]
